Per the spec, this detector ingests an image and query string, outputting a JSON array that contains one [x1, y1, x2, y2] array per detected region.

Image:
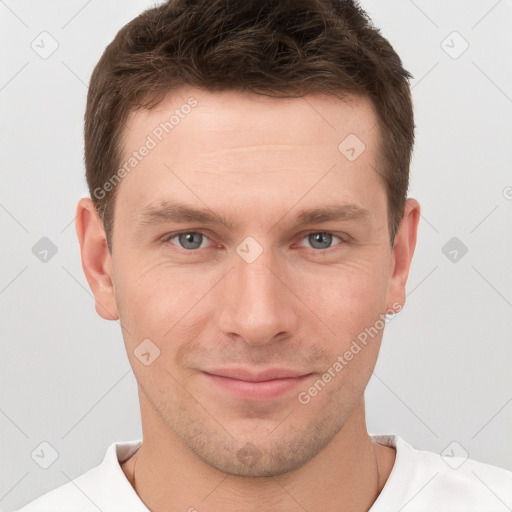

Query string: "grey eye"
[[307, 232, 334, 249], [177, 232, 204, 250]]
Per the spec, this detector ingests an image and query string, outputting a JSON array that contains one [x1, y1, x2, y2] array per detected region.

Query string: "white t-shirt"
[[16, 435, 512, 511]]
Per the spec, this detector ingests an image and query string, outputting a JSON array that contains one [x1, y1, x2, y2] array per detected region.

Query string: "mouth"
[[200, 367, 313, 401]]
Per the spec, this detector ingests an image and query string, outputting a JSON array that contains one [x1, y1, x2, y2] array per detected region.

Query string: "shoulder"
[[414, 443, 512, 504], [372, 435, 512, 511], [15, 439, 144, 512], [15, 465, 105, 512]]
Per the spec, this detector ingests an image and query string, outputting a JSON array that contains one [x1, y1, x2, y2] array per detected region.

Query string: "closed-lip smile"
[[200, 367, 313, 400]]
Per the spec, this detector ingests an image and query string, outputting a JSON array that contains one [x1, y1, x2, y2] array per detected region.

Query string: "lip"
[[200, 368, 313, 401]]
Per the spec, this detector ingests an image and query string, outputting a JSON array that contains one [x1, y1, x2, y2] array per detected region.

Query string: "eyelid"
[[295, 231, 347, 250], [161, 230, 216, 248]]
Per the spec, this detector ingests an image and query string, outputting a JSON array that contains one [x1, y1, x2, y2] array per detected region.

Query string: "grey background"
[[1, 0, 511, 510]]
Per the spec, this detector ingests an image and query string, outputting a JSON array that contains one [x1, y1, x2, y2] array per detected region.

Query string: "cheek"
[[113, 267, 196, 396], [115, 257, 191, 321], [113, 260, 217, 364], [297, 258, 389, 334], [291, 257, 390, 393]]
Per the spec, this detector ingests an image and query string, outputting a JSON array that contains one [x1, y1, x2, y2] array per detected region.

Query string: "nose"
[[217, 245, 299, 346]]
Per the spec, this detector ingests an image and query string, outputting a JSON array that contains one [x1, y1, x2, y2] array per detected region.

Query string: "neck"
[[122, 397, 395, 512]]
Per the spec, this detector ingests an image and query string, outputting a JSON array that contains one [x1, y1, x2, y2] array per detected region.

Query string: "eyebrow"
[[134, 201, 370, 231]]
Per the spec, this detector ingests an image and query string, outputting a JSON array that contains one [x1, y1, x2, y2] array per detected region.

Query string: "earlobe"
[[75, 197, 119, 321], [386, 198, 421, 311]]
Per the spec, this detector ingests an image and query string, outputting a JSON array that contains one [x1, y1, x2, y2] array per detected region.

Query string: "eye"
[[298, 232, 344, 250], [162, 230, 346, 253], [164, 231, 212, 250]]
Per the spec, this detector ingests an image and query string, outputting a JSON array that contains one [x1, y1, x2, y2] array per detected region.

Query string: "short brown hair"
[[85, 0, 414, 253]]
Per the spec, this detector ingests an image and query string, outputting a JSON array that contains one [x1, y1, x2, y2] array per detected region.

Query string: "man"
[[17, 0, 512, 510]]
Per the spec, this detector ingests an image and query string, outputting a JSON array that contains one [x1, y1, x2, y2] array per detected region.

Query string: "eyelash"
[[160, 230, 348, 253]]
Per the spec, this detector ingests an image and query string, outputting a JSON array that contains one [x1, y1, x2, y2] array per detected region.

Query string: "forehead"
[[121, 87, 379, 160], [114, 87, 384, 230]]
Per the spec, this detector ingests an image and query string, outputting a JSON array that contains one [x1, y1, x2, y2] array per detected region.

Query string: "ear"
[[75, 197, 119, 321], [386, 198, 420, 312]]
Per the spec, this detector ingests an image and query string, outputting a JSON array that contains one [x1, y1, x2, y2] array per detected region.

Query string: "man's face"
[[107, 88, 405, 476]]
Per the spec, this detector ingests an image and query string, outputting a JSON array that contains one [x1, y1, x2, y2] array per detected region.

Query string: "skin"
[[76, 87, 420, 511]]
